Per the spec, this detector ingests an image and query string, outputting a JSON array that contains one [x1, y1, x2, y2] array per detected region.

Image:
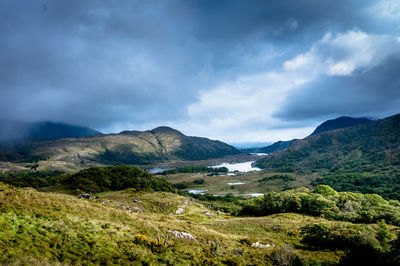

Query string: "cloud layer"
[[1, 0, 399, 142]]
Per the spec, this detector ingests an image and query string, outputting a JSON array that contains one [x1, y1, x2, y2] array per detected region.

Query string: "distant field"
[[163, 169, 313, 197]]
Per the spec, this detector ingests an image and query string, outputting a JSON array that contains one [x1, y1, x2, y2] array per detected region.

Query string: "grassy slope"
[[0, 182, 364, 265]]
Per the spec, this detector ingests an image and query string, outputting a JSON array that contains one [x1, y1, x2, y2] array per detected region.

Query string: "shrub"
[[270, 244, 298, 266], [258, 174, 296, 183], [193, 179, 205, 184], [157, 166, 228, 175], [239, 186, 400, 225], [0, 170, 64, 188], [63, 165, 174, 193], [311, 185, 338, 197]]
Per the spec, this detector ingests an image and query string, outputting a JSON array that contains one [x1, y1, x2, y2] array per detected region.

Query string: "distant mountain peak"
[[311, 116, 374, 135], [259, 139, 297, 154], [150, 126, 184, 135]]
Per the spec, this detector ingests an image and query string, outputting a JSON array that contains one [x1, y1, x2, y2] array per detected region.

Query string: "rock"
[[234, 249, 244, 256], [168, 230, 196, 241], [251, 242, 274, 248], [78, 193, 91, 199], [175, 207, 185, 215], [203, 212, 212, 216]]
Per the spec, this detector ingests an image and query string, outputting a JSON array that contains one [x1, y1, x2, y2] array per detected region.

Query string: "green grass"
[[1, 182, 379, 265]]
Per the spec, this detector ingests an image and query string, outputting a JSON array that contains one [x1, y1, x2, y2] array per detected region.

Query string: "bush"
[[193, 179, 205, 184], [300, 222, 393, 264], [311, 185, 338, 197], [173, 182, 190, 189], [0, 170, 64, 188], [157, 166, 228, 175], [63, 165, 174, 193], [258, 174, 296, 183], [270, 244, 298, 266], [239, 186, 400, 225]]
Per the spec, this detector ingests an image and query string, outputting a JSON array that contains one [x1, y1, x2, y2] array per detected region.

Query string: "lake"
[[210, 161, 261, 172], [250, 153, 268, 156], [187, 189, 207, 195], [148, 167, 169, 174], [227, 182, 245, 185]]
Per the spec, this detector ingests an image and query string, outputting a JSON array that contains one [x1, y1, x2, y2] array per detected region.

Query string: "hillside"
[[255, 116, 374, 155], [311, 116, 374, 135], [0, 126, 240, 170], [0, 120, 101, 141], [259, 140, 297, 153], [1, 176, 400, 265], [255, 113, 400, 199]]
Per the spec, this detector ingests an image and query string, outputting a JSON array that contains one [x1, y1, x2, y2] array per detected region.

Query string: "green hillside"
[[0, 126, 240, 171], [255, 113, 400, 199], [2, 180, 400, 265]]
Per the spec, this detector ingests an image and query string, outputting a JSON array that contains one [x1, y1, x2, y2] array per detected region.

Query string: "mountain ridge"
[[254, 116, 376, 154], [311, 116, 374, 135], [0, 126, 240, 170], [255, 113, 400, 179]]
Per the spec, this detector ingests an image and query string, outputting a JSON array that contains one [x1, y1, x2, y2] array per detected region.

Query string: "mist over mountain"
[[0, 120, 101, 141]]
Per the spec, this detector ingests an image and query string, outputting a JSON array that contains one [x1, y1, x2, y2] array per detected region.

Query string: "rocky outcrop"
[[168, 230, 196, 241]]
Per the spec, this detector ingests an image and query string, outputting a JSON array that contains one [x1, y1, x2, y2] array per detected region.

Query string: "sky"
[[1, 0, 400, 144]]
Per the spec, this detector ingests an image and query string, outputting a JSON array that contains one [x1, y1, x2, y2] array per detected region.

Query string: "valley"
[[1, 114, 400, 265], [3, 1, 400, 264]]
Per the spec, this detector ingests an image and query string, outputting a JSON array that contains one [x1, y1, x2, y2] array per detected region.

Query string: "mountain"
[[255, 113, 400, 198], [232, 142, 273, 150], [311, 116, 374, 135], [0, 126, 240, 169], [256, 113, 400, 172], [0, 120, 101, 141], [258, 139, 297, 153], [253, 116, 374, 155]]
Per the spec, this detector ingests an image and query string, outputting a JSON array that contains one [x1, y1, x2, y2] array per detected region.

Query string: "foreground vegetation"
[[0, 182, 342, 265], [3, 181, 400, 265], [2, 165, 400, 264]]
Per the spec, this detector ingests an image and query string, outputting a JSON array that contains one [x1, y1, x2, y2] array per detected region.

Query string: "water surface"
[[210, 161, 261, 172]]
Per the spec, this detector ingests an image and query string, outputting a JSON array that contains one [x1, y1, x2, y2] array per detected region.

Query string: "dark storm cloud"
[[0, 0, 206, 128], [0, 0, 398, 134], [275, 55, 400, 121]]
